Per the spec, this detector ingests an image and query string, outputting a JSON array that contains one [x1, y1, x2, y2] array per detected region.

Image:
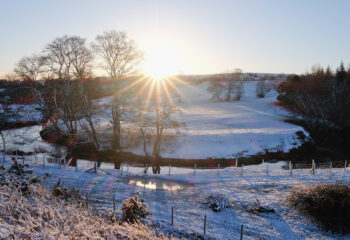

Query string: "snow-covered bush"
[[288, 183, 350, 234], [205, 193, 229, 212], [121, 193, 151, 223]]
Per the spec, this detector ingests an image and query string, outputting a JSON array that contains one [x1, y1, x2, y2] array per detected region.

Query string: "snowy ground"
[[0, 103, 42, 122], [1, 125, 57, 153], [2, 80, 305, 160], [1, 79, 332, 239], [125, 80, 305, 158], [4, 155, 349, 240]]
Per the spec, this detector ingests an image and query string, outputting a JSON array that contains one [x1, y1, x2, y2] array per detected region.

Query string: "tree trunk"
[[151, 136, 161, 174], [0, 131, 5, 165], [112, 79, 121, 150]]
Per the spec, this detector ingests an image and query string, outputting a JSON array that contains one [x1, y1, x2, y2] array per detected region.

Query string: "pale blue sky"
[[1, 0, 350, 76]]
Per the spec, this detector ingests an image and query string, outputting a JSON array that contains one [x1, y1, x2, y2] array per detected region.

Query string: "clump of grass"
[[287, 183, 350, 234], [121, 193, 151, 223]]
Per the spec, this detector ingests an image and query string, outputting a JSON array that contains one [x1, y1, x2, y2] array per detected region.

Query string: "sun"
[[143, 44, 182, 80]]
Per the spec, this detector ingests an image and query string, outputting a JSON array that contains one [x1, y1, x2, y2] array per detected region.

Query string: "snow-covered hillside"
[[2, 80, 305, 160], [126, 80, 305, 158]]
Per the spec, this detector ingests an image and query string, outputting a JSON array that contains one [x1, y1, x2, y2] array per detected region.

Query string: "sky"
[[1, 0, 350, 76]]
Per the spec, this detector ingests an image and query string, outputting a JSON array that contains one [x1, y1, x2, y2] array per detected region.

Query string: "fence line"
[[8, 153, 350, 239], [13, 153, 350, 179]]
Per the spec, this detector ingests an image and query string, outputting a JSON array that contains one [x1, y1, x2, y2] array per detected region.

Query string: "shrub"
[[121, 193, 151, 223], [205, 193, 229, 212], [287, 183, 350, 234], [256, 80, 271, 98]]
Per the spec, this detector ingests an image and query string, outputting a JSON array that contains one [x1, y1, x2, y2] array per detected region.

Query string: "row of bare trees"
[[207, 68, 243, 102], [11, 31, 178, 173], [134, 85, 180, 173]]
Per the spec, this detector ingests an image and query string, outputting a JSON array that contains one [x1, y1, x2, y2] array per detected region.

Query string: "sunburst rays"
[[118, 73, 202, 111]]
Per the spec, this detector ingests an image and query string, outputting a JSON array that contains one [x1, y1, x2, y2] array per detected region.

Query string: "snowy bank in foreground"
[[14, 155, 350, 240], [0, 164, 179, 240]]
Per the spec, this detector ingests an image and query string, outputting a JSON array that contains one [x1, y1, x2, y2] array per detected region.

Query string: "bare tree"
[[207, 77, 224, 101], [78, 94, 101, 151], [133, 79, 180, 174], [0, 119, 6, 165], [208, 69, 243, 102], [233, 80, 243, 101], [91, 31, 143, 150], [14, 54, 44, 81], [43, 35, 93, 80], [42, 35, 93, 140], [134, 98, 152, 158], [70, 38, 93, 79], [226, 68, 243, 101], [3, 73, 19, 81], [256, 80, 271, 98]]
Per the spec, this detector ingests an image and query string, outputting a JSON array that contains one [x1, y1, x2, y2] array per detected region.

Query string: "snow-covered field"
[[4, 156, 349, 240], [1, 79, 345, 239], [2, 80, 305, 160], [126, 80, 305, 158]]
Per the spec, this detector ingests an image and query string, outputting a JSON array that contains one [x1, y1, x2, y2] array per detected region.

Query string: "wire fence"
[[10, 149, 350, 178], [7, 151, 350, 239]]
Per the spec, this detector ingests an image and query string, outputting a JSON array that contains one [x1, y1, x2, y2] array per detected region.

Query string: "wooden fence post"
[[204, 214, 207, 234], [330, 162, 332, 174], [240, 224, 244, 240], [171, 206, 174, 226], [169, 164, 171, 176], [217, 163, 220, 176], [194, 164, 197, 176], [266, 163, 269, 176], [262, 159, 264, 164], [235, 158, 238, 167], [86, 192, 89, 208], [289, 161, 292, 176], [311, 159, 315, 175], [345, 160, 347, 171], [241, 164, 243, 176]]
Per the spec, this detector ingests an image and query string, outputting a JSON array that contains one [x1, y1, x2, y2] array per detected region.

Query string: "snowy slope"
[[126, 80, 305, 158]]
